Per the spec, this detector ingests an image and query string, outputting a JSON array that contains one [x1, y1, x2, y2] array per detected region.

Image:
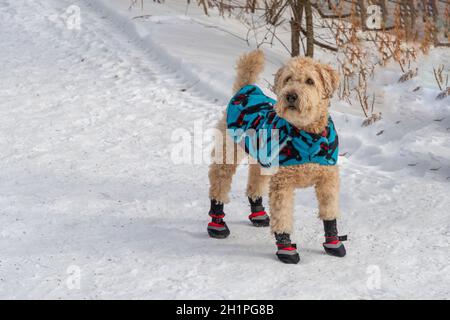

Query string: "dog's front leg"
[[269, 175, 299, 263], [314, 167, 347, 257], [269, 181, 294, 235], [314, 166, 340, 221]]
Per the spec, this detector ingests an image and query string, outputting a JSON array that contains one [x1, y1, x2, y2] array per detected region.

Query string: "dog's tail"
[[232, 49, 265, 93]]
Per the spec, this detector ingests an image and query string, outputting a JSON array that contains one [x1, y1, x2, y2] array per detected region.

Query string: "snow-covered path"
[[0, 0, 448, 299], [0, 0, 219, 298]]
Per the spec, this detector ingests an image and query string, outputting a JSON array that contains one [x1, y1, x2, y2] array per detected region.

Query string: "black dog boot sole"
[[207, 221, 230, 239], [323, 219, 347, 257], [275, 233, 300, 264]]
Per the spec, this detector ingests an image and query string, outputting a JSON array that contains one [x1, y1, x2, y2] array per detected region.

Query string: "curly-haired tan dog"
[[206, 50, 347, 264]]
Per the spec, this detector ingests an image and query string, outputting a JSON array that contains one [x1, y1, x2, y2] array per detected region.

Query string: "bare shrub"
[[186, 1, 448, 119], [433, 64, 450, 100]]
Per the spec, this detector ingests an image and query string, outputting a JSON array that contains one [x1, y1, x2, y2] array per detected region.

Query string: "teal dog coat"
[[226, 85, 339, 167]]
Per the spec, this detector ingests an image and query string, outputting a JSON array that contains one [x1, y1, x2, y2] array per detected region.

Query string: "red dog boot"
[[207, 200, 230, 239], [275, 233, 300, 264], [323, 219, 347, 257], [248, 197, 270, 227]]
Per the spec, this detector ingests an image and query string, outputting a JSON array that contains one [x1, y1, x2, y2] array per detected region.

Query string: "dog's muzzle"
[[286, 92, 298, 104]]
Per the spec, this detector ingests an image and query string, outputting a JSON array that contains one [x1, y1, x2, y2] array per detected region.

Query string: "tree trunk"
[[422, 0, 439, 22], [401, 0, 411, 41], [248, 0, 256, 13], [422, 0, 439, 44], [290, 19, 301, 57], [408, 0, 416, 41], [377, 0, 388, 28], [430, 0, 439, 22], [304, 0, 314, 57], [290, 1, 303, 57], [357, 0, 366, 30]]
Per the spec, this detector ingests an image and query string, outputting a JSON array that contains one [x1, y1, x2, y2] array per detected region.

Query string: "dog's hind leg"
[[208, 160, 240, 205], [208, 116, 245, 204], [207, 49, 265, 238], [314, 168, 347, 257], [246, 164, 271, 227], [207, 115, 246, 238]]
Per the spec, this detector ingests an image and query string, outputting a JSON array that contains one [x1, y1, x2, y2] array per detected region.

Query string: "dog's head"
[[273, 57, 339, 131]]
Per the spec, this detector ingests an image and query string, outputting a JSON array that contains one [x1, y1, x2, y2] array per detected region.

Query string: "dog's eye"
[[306, 78, 315, 85], [284, 76, 292, 84]]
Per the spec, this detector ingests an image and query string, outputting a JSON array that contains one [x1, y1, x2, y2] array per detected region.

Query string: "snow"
[[0, 0, 448, 299]]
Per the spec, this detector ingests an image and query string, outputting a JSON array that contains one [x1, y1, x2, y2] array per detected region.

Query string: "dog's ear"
[[273, 65, 286, 93], [316, 63, 340, 98]]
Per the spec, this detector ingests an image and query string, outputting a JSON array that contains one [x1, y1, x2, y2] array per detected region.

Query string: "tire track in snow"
[[0, 0, 225, 299]]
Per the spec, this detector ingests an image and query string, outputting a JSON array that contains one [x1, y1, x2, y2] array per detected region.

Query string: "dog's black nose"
[[286, 92, 298, 104]]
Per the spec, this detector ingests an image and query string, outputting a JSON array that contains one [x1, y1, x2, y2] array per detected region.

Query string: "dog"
[[206, 50, 347, 264]]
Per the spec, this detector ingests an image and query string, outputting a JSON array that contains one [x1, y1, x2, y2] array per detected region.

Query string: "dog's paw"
[[276, 243, 300, 264], [323, 237, 346, 257], [207, 221, 230, 239], [248, 211, 270, 227]]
